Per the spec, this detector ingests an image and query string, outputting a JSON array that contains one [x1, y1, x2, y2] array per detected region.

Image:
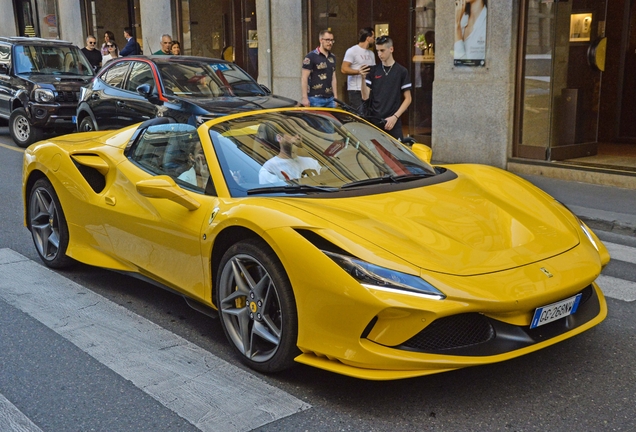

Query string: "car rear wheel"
[[79, 116, 97, 132], [10, 107, 43, 148], [28, 178, 73, 268], [216, 238, 299, 373]]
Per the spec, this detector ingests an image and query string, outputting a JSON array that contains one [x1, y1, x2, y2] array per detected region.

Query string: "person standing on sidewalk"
[[361, 36, 412, 140], [301, 30, 338, 108], [120, 27, 141, 56], [81, 36, 102, 72], [153, 34, 173, 55], [341, 27, 376, 113]]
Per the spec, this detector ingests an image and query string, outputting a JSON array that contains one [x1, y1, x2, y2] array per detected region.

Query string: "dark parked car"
[[0, 37, 94, 147], [75, 56, 298, 131]]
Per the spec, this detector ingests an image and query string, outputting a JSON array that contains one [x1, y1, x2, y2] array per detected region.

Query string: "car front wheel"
[[79, 116, 97, 132], [216, 238, 299, 373], [28, 178, 73, 268], [10, 107, 43, 148]]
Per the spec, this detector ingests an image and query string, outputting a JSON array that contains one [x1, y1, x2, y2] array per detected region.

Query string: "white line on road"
[[597, 275, 636, 302], [0, 249, 310, 432], [0, 393, 44, 432], [604, 241, 636, 265]]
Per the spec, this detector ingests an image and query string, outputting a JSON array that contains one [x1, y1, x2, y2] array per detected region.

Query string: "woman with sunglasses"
[[101, 31, 116, 56], [102, 42, 120, 67]]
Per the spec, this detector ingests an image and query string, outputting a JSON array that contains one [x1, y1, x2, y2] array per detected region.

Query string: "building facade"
[[3, 0, 635, 183]]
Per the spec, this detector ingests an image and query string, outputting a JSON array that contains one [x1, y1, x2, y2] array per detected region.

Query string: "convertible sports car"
[[22, 108, 609, 380]]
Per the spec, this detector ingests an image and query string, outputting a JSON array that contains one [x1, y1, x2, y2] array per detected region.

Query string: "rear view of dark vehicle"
[[75, 56, 297, 132], [0, 37, 94, 147]]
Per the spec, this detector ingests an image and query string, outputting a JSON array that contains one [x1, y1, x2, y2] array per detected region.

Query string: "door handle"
[[90, 93, 99, 100], [116, 100, 126, 108]]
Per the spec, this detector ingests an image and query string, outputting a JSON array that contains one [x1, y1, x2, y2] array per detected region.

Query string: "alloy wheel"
[[29, 182, 65, 264], [218, 253, 283, 363]]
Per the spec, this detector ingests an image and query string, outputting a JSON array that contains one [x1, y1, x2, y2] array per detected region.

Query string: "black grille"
[[400, 313, 495, 352], [579, 284, 593, 305], [55, 91, 80, 102]]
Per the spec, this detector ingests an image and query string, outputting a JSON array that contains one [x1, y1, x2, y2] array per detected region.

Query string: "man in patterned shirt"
[[301, 30, 338, 108]]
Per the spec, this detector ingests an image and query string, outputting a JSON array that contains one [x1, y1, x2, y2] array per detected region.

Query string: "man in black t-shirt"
[[301, 30, 338, 108], [80, 35, 102, 72], [361, 36, 412, 140]]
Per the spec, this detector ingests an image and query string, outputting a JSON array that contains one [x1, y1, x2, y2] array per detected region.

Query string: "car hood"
[[24, 75, 93, 88], [171, 94, 298, 114], [280, 166, 580, 276]]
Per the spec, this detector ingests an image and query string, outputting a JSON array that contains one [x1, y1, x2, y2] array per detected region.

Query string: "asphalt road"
[[1, 127, 635, 431]]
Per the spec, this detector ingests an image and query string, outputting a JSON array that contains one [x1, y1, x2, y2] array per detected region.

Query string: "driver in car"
[[259, 131, 321, 184]]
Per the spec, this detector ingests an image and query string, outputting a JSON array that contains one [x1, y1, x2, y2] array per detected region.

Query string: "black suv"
[[75, 56, 297, 131], [0, 37, 94, 147]]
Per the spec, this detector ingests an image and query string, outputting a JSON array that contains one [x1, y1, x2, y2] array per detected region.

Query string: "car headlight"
[[555, 200, 599, 252], [579, 221, 599, 252], [34, 88, 55, 103], [323, 250, 446, 300]]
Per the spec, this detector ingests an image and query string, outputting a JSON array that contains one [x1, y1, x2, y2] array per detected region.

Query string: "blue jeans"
[[308, 96, 336, 108]]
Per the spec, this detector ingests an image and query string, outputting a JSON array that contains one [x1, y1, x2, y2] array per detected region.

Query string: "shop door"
[[619, 3, 636, 139], [14, 0, 38, 37], [515, 0, 607, 161]]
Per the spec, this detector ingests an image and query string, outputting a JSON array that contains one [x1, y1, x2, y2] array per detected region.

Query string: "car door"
[[118, 61, 159, 125], [100, 123, 219, 300], [90, 60, 131, 129]]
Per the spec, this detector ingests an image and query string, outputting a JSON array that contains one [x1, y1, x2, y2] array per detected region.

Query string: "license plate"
[[71, 116, 77, 124], [530, 293, 582, 329]]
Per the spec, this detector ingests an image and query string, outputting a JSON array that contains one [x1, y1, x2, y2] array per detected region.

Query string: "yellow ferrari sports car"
[[22, 108, 609, 380]]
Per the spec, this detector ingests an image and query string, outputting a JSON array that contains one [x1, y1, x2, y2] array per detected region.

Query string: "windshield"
[[209, 110, 437, 197], [13, 45, 94, 76], [157, 61, 265, 98]]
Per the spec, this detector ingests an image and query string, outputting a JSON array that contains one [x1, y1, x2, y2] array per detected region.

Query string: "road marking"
[[604, 241, 636, 265], [0, 142, 24, 153], [0, 393, 43, 432], [0, 249, 310, 432], [597, 275, 636, 302]]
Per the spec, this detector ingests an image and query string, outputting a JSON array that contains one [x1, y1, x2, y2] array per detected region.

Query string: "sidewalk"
[[518, 174, 636, 238]]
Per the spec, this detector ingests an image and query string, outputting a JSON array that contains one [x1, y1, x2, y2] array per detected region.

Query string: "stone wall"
[[432, 1, 519, 168]]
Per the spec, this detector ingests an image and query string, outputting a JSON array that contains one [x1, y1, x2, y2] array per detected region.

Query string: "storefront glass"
[[516, 0, 607, 161], [309, 0, 433, 141]]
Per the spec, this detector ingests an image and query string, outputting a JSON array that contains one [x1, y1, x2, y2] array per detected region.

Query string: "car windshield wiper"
[[247, 184, 339, 195], [341, 173, 434, 189]]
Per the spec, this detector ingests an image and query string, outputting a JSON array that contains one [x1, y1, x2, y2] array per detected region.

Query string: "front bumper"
[[267, 226, 608, 380], [28, 101, 78, 129]]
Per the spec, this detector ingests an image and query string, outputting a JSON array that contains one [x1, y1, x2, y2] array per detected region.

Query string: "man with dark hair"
[[81, 35, 102, 72], [301, 30, 338, 108], [341, 27, 376, 112], [361, 36, 412, 140], [120, 27, 141, 57], [153, 34, 173, 55]]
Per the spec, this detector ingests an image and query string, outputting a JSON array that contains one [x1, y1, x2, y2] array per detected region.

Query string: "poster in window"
[[453, 0, 487, 67]]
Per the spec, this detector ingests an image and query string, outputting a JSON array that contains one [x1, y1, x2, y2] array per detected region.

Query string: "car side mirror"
[[0, 63, 8, 75], [137, 83, 153, 97], [136, 176, 201, 210], [411, 143, 433, 164], [259, 84, 271, 95]]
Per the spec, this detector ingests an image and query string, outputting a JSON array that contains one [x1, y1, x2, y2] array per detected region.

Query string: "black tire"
[[79, 116, 97, 132], [216, 238, 299, 373], [10, 107, 43, 148], [28, 178, 73, 269]]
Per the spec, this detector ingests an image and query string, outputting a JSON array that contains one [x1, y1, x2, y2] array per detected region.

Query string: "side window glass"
[[129, 123, 211, 194], [101, 61, 129, 88], [125, 62, 155, 93]]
